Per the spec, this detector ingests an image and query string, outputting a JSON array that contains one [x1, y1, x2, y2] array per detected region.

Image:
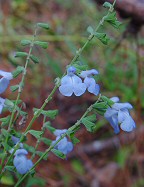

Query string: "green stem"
[[31, 116, 46, 160], [0, 26, 38, 174]]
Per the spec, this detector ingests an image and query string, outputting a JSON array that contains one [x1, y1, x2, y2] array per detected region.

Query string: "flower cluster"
[[13, 149, 33, 174], [59, 66, 99, 97], [104, 97, 136, 134], [52, 129, 73, 155], [0, 70, 13, 114]]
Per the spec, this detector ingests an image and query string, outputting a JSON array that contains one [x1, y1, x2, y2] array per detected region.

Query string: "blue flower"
[[11, 136, 23, 148], [80, 69, 100, 95], [52, 136, 73, 155], [54, 129, 67, 136], [13, 149, 33, 174], [59, 66, 86, 96], [0, 70, 13, 94], [104, 97, 136, 134], [0, 97, 5, 114]]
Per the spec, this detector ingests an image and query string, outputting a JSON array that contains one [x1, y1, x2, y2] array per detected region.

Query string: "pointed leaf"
[[14, 52, 28, 58], [10, 85, 19, 92], [34, 41, 48, 49], [30, 55, 40, 64], [51, 149, 66, 159], [43, 121, 56, 133], [28, 130, 43, 139], [94, 32, 110, 45], [37, 23, 50, 30], [81, 118, 96, 132], [87, 26, 94, 34], [103, 2, 112, 9], [12, 66, 24, 78], [40, 137, 52, 146], [21, 40, 31, 46]]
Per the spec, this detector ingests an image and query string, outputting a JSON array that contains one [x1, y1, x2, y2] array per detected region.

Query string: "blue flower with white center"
[[13, 149, 33, 175], [59, 66, 86, 97], [80, 69, 100, 95], [104, 97, 136, 134], [53, 136, 73, 155], [0, 70, 13, 94], [0, 97, 5, 114]]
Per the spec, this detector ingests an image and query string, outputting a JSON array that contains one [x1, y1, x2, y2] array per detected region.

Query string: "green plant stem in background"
[[0, 26, 38, 174], [31, 116, 46, 160], [14, 95, 101, 187]]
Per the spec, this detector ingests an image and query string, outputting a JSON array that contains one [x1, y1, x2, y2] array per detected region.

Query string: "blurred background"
[[0, 0, 144, 186]]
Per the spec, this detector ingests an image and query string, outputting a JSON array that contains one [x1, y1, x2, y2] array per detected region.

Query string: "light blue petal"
[[61, 75, 72, 85], [13, 155, 28, 174], [27, 159, 33, 170], [105, 114, 120, 134], [80, 69, 99, 78], [118, 110, 126, 123], [0, 97, 5, 114], [15, 149, 28, 156], [73, 83, 86, 96], [72, 75, 83, 84], [11, 136, 20, 144], [0, 78, 10, 94], [59, 85, 73, 96], [0, 70, 13, 80], [110, 97, 119, 103], [104, 107, 117, 118], [66, 142, 73, 153], [88, 83, 100, 95], [54, 129, 67, 136], [120, 115, 136, 132], [113, 103, 133, 110]]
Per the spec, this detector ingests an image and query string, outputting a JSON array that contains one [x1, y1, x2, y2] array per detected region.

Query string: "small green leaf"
[[101, 96, 114, 106], [43, 121, 56, 133], [34, 41, 48, 49], [70, 135, 80, 145], [4, 99, 14, 108], [37, 23, 50, 30], [28, 130, 43, 139], [87, 26, 94, 34], [14, 52, 28, 58], [21, 39, 31, 46], [30, 55, 40, 64], [40, 137, 52, 146], [105, 12, 122, 29], [93, 102, 108, 115], [24, 144, 35, 153], [81, 118, 96, 132], [33, 108, 58, 119], [85, 114, 96, 122], [1, 129, 9, 137], [10, 85, 19, 92], [12, 66, 24, 78], [51, 149, 66, 159], [0, 116, 11, 127], [103, 2, 112, 9], [94, 32, 110, 45]]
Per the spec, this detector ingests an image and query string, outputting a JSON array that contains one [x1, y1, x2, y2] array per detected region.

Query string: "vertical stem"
[[0, 26, 38, 173]]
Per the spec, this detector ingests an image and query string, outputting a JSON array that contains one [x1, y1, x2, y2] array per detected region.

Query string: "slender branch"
[[0, 26, 38, 174]]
